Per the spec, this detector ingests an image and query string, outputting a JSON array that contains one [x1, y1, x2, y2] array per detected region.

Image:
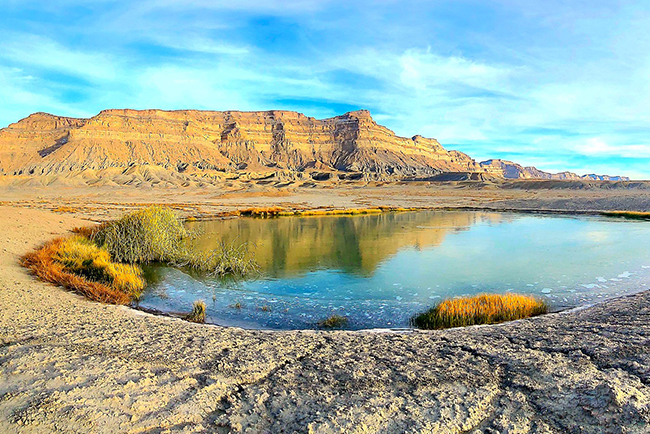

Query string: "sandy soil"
[[1, 184, 650, 433]]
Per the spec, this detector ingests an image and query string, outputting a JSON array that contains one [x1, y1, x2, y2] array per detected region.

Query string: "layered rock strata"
[[0, 109, 628, 181]]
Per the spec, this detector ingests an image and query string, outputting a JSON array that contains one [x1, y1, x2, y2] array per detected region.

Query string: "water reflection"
[[187, 211, 508, 277]]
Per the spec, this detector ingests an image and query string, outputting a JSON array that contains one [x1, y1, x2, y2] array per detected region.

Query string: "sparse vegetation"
[[23, 206, 260, 307], [411, 293, 548, 330], [52, 206, 78, 213], [184, 300, 206, 323], [239, 206, 286, 217], [172, 240, 260, 278], [317, 314, 349, 329], [235, 206, 417, 218]]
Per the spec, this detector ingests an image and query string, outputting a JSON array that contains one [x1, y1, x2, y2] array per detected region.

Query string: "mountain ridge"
[[0, 109, 629, 182]]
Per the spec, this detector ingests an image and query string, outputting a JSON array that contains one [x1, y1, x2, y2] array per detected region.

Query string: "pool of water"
[[138, 211, 650, 330]]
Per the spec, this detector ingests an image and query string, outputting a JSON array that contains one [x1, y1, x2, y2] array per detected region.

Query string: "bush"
[[94, 206, 259, 277], [411, 293, 548, 330], [93, 206, 187, 263]]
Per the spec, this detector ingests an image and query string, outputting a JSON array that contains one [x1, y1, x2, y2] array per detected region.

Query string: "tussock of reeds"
[[411, 293, 548, 330], [317, 314, 349, 329], [173, 241, 260, 278], [54, 236, 145, 297], [23, 206, 260, 307], [601, 211, 650, 220], [21, 238, 133, 305], [93, 206, 187, 263], [184, 300, 206, 323]]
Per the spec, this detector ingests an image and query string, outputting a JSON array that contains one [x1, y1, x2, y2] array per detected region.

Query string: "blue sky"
[[1, 0, 649, 178]]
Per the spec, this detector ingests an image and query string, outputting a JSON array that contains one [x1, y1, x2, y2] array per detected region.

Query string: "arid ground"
[[1, 182, 649, 433]]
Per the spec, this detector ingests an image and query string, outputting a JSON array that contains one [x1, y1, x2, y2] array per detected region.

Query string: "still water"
[[139, 211, 650, 330]]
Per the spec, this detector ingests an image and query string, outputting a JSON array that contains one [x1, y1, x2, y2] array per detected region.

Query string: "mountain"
[[0, 109, 628, 183], [479, 159, 629, 181]]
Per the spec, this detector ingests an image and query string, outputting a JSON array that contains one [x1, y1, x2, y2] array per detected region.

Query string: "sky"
[[1, 0, 649, 178]]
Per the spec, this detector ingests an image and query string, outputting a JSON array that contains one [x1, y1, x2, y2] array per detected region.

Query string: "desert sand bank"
[[1, 187, 649, 433]]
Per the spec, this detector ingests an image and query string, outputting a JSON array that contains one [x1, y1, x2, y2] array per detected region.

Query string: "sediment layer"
[[0, 109, 627, 184]]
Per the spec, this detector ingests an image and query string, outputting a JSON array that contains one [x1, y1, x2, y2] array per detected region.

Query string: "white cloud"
[[573, 137, 650, 159], [0, 34, 118, 82]]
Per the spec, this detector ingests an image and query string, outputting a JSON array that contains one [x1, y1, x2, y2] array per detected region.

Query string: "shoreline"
[[1, 188, 650, 432]]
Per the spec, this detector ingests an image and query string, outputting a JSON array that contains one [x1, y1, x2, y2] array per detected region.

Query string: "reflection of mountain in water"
[[188, 211, 507, 278]]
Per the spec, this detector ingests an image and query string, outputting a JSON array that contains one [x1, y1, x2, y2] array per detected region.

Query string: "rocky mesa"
[[0, 109, 628, 184]]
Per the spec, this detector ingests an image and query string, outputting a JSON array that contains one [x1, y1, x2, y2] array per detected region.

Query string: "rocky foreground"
[[0, 201, 649, 433]]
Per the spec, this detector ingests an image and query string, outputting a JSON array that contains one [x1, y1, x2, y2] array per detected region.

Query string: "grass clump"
[[601, 211, 650, 220], [411, 293, 548, 330], [93, 206, 187, 263], [22, 238, 134, 305], [24, 206, 259, 308], [53, 236, 145, 297], [317, 314, 349, 329], [184, 300, 206, 323]]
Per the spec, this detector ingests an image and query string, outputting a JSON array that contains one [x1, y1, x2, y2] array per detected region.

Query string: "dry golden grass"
[[21, 238, 132, 305], [52, 206, 77, 213], [411, 293, 548, 329], [602, 211, 650, 220], [219, 190, 293, 199], [54, 236, 145, 297]]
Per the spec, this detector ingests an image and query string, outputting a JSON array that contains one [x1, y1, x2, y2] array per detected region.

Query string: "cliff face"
[[0, 109, 488, 179], [0, 109, 628, 182]]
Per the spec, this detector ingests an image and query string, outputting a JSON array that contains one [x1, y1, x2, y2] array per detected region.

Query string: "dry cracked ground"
[[0, 204, 649, 433]]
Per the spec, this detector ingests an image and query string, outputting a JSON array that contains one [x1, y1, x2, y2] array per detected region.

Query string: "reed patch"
[[317, 314, 349, 329], [184, 300, 206, 323], [411, 293, 548, 330], [21, 238, 134, 305]]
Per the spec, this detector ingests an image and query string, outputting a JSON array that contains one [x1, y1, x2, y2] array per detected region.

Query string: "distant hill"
[[0, 109, 628, 184], [479, 159, 629, 181]]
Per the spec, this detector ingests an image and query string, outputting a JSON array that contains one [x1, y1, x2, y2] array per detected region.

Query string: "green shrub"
[[93, 206, 187, 263], [94, 206, 259, 277]]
